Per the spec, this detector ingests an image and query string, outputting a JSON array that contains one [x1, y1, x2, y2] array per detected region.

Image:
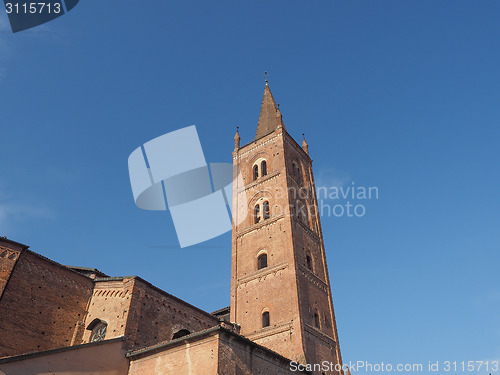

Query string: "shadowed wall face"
[[0, 339, 128, 375], [0, 240, 25, 300], [0, 249, 93, 358]]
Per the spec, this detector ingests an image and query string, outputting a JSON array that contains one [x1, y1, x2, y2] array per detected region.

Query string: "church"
[[0, 82, 344, 375]]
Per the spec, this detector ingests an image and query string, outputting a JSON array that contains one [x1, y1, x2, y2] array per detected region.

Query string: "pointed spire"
[[255, 79, 285, 140], [234, 126, 240, 149], [302, 133, 309, 155]]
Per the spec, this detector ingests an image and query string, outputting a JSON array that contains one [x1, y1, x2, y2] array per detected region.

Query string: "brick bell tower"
[[230, 79, 343, 374]]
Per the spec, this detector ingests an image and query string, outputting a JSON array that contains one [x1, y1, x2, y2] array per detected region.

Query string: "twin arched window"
[[254, 204, 260, 224], [252, 160, 268, 181], [254, 201, 270, 224], [263, 201, 270, 219], [261, 161, 267, 176]]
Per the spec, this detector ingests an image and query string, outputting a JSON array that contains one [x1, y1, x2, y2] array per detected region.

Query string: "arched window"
[[261, 161, 267, 176], [87, 319, 107, 343], [296, 201, 303, 221], [253, 165, 259, 180], [257, 253, 268, 270], [262, 311, 270, 328], [263, 201, 270, 220], [306, 254, 313, 271], [254, 204, 260, 224], [172, 329, 191, 340], [314, 310, 320, 329], [292, 161, 301, 178]]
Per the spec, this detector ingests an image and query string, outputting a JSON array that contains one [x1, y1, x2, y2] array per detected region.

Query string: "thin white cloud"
[[0, 202, 56, 232], [0, 186, 56, 233], [315, 167, 351, 190]]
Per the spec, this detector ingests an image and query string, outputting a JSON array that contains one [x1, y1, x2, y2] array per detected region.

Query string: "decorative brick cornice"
[[303, 323, 336, 347], [0, 247, 20, 261], [246, 321, 293, 341], [92, 288, 130, 298], [238, 171, 281, 193], [237, 262, 289, 286], [234, 133, 282, 159], [294, 217, 320, 243], [236, 214, 285, 238], [297, 264, 328, 293]]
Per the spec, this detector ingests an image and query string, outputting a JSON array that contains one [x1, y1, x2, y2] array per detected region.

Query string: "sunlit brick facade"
[[0, 82, 342, 375]]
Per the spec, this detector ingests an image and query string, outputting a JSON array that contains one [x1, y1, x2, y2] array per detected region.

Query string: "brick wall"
[[123, 278, 219, 350], [0, 338, 128, 375], [0, 239, 26, 299], [218, 329, 309, 375], [81, 278, 135, 344], [231, 123, 343, 372], [128, 328, 309, 375], [128, 332, 219, 375], [0, 251, 93, 357]]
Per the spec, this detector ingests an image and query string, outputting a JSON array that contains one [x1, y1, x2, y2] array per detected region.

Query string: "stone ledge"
[[297, 264, 328, 292], [246, 321, 293, 341], [237, 171, 281, 193], [236, 214, 285, 238], [303, 324, 336, 347], [237, 262, 289, 285]]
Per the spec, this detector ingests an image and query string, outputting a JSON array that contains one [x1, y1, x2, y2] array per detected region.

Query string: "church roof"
[[126, 324, 309, 372], [255, 82, 285, 140], [0, 236, 29, 250]]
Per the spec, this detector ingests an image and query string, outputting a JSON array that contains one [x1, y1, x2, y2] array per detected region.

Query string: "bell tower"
[[230, 81, 343, 374]]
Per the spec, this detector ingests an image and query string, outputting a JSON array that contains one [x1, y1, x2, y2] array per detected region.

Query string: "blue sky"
[[1, 0, 500, 372]]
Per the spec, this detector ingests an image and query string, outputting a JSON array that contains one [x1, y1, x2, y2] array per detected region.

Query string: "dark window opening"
[[314, 311, 320, 329], [172, 329, 191, 340], [257, 253, 268, 270], [254, 204, 260, 224], [261, 161, 267, 176], [292, 162, 301, 178], [297, 203, 303, 220], [263, 201, 270, 220], [306, 255, 313, 271], [262, 311, 270, 328], [253, 165, 259, 180]]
